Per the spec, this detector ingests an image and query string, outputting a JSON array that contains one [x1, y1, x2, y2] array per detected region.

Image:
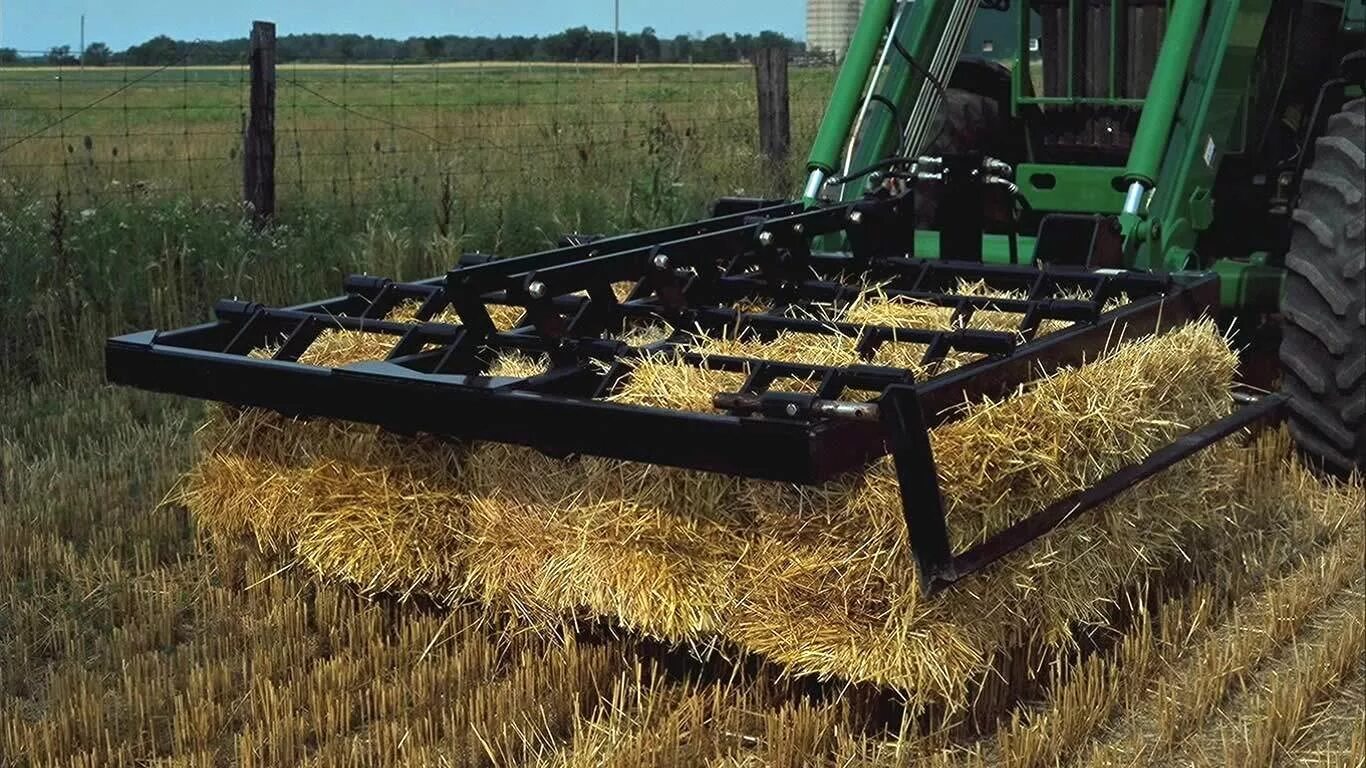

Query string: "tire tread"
[[1279, 95, 1366, 475]]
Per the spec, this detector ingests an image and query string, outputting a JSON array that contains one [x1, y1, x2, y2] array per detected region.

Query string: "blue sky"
[[2, 1, 807, 53]]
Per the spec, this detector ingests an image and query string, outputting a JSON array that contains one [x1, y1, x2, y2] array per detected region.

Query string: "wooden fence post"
[[754, 47, 791, 175], [243, 21, 276, 225]]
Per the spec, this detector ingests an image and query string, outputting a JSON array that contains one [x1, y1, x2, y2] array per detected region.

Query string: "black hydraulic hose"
[[892, 37, 952, 152], [829, 42, 954, 190], [868, 94, 909, 143], [827, 154, 923, 186]]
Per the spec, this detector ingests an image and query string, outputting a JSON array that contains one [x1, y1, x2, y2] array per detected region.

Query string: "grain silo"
[[806, 0, 865, 60]]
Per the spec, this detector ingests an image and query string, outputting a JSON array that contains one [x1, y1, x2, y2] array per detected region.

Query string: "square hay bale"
[[182, 318, 1303, 715]]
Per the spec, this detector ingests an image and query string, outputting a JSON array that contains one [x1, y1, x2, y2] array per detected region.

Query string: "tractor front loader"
[[106, 0, 1365, 594]]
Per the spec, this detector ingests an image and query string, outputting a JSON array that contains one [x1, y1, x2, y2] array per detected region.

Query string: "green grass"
[[0, 63, 835, 211], [0, 62, 838, 388]]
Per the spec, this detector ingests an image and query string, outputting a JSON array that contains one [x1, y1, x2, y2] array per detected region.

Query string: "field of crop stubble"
[[1, 63, 1364, 767]]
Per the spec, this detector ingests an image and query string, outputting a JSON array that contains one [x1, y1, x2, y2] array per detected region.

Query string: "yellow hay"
[[184, 319, 1338, 708], [615, 321, 675, 347], [487, 351, 550, 378], [284, 327, 547, 379], [689, 330, 862, 368], [839, 291, 958, 331], [388, 299, 524, 331], [608, 355, 749, 412], [628, 324, 973, 400], [297, 329, 400, 367]]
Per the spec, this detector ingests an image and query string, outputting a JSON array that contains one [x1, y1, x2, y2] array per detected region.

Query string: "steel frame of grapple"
[[105, 191, 1287, 594]]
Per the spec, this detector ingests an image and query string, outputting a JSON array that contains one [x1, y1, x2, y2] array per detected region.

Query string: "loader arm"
[[801, 0, 1291, 303], [804, 0, 986, 204]]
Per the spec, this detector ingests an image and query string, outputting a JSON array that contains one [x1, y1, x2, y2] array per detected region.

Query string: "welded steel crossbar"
[[105, 192, 1284, 592]]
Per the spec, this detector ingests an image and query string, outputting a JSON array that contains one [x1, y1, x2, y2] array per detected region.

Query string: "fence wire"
[[0, 55, 834, 217]]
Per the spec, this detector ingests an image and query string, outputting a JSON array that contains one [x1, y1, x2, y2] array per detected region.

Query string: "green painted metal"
[[1122, 0, 1213, 188], [1024, 97, 1147, 106], [805, 0, 897, 182], [1211, 256, 1285, 308], [1017, 164, 1129, 212], [839, 0, 974, 202], [1344, 0, 1365, 33], [1136, 0, 1275, 272]]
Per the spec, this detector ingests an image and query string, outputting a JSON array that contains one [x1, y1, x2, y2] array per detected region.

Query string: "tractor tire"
[[1278, 96, 1366, 476]]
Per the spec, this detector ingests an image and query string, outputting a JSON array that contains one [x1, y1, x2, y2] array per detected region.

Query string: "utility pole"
[[79, 13, 85, 69], [613, 0, 620, 64]]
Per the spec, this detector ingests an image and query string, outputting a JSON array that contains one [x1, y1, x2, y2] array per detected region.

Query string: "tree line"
[[2, 27, 805, 67]]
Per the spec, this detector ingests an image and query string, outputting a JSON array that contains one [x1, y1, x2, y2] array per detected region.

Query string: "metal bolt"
[[652, 253, 670, 269], [848, 210, 863, 225], [758, 231, 774, 247], [784, 403, 801, 417], [792, 223, 804, 235], [527, 281, 546, 299]]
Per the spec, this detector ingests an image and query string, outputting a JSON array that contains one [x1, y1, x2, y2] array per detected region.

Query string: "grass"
[[0, 62, 835, 212], [0, 62, 835, 382]]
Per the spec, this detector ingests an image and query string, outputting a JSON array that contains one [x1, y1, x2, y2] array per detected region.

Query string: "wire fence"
[[0, 52, 836, 219]]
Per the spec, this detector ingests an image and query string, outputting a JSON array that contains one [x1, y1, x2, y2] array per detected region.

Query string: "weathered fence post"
[[754, 47, 791, 175], [243, 21, 276, 225]]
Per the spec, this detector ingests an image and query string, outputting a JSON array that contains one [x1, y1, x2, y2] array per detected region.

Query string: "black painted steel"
[[104, 191, 1276, 591]]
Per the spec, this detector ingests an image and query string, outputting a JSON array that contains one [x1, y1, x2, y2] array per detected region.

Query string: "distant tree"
[[84, 42, 113, 66], [756, 30, 792, 50], [539, 26, 587, 60], [669, 34, 693, 62], [112, 27, 801, 65], [124, 35, 180, 66], [402, 38, 427, 60], [638, 27, 660, 62], [0, 48, 18, 64], [695, 34, 737, 63], [47, 45, 78, 65]]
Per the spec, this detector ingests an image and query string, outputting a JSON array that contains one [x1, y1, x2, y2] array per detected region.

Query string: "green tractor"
[[805, 0, 1365, 474]]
